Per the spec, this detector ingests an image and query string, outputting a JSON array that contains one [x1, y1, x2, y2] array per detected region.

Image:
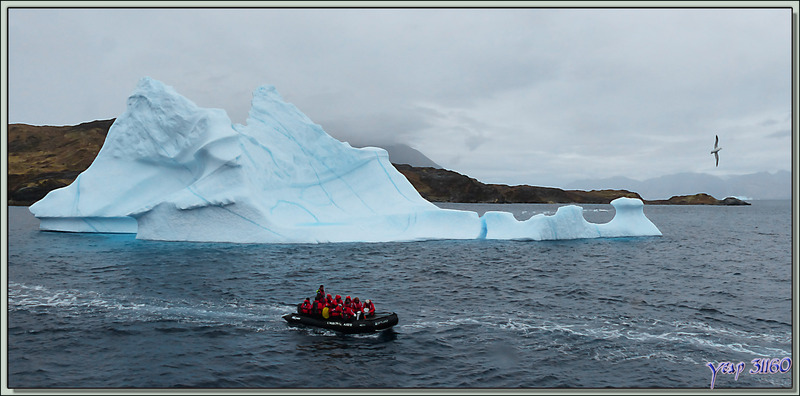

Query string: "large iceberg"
[[29, 78, 661, 243]]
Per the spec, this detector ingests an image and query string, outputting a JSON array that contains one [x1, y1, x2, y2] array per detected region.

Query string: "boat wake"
[[8, 282, 289, 333], [398, 310, 791, 363]]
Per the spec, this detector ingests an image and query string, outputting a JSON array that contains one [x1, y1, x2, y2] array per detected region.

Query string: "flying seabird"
[[710, 135, 722, 167]]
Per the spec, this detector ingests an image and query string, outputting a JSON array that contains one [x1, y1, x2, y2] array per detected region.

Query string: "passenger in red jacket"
[[342, 304, 356, 321], [313, 296, 326, 317], [352, 297, 363, 311], [325, 294, 334, 308], [334, 295, 343, 307], [330, 304, 343, 319], [344, 296, 352, 310], [363, 299, 376, 317], [298, 298, 312, 315], [352, 297, 364, 320]]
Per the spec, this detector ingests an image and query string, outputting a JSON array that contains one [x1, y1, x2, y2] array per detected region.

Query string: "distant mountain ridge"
[[567, 171, 791, 200]]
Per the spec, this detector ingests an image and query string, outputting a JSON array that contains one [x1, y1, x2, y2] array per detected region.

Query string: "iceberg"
[[29, 77, 662, 243], [482, 197, 661, 240]]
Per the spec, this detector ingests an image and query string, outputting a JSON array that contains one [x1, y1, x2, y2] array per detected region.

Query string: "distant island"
[[7, 119, 749, 207]]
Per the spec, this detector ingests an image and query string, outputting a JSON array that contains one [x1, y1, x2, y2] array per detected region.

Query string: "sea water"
[[6, 201, 794, 389]]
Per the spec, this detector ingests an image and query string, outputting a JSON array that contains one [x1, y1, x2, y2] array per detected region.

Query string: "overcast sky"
[[6, 5, 794, 187]]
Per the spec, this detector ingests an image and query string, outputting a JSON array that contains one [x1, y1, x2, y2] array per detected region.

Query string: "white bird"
[[710, 135, 722, 167]]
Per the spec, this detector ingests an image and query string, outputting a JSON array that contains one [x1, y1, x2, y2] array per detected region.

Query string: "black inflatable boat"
[[282, 312, 398, 334]]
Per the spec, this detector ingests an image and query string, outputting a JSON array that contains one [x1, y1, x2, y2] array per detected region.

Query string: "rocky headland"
[[644, 193, 751, 206], [7, 119, 750, 206]]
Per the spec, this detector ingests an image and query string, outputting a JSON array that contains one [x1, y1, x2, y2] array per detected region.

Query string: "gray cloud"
[[768, 129, 792, 139], [6, 6, 794, 187]]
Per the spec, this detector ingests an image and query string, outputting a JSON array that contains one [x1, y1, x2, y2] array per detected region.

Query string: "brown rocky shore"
[[7, 119, 749, 206], [395, 165, 750, 206]]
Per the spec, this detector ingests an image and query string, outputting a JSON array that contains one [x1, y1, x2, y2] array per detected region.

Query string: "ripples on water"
[[6, 202, 794, 389]]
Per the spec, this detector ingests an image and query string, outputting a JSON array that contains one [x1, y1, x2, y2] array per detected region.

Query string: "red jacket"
[[364, 301, 375, 316], [314, 299, 325, 315], [342, 305, 355, 320], [299, 300, 313, 315], [330, 305, 343, 318]]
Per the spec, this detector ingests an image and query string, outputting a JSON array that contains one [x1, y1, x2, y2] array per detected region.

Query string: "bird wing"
[[714, 135, 719, 149], [715, 152, 719, 167]]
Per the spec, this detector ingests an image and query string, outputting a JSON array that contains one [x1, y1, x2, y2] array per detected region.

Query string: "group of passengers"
[[297, 285, 376, 321]]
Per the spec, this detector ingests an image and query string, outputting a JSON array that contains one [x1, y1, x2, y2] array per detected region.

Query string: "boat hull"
[[282, 312, 398, 334]]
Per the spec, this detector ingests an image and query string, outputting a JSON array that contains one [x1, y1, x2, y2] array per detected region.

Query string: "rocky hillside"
[[7, 119, 749, 206], [394, 164, 643, 204], [8, 119, 114, 205]]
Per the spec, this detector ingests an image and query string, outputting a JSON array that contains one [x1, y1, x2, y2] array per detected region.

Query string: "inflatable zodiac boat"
[[282, 312, 399, 334]]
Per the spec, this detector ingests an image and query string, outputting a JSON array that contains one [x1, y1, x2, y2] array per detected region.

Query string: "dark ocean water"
[[6, 201, 794, 390]]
